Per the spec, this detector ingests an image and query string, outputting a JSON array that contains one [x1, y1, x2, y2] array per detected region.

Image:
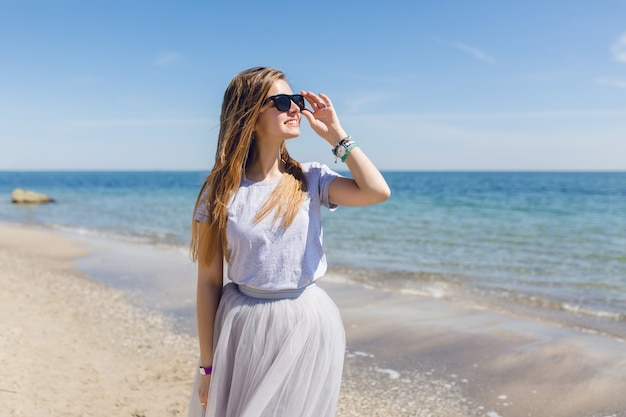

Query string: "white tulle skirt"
[[188, 282, 345, 417]]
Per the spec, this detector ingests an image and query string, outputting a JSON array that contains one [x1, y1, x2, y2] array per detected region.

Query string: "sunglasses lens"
[[292, 95, 305, 110], [275, 95, 291, 112]]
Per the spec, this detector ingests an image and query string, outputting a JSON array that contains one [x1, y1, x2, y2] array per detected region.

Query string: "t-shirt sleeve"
[[316, 162, 342, 210]]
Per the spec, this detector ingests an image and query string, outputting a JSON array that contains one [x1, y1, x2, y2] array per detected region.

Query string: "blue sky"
[[1, 0, 625, 171]]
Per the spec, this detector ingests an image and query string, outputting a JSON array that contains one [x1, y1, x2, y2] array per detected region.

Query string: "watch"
[[199, 366, 212, 375], [332, 137, 355, 158]]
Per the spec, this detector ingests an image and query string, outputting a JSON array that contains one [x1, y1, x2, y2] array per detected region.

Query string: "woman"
[[188, 67, 390, 417]]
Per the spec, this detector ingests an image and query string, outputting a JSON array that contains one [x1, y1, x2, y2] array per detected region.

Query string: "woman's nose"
[[288, 98, 301, 113]]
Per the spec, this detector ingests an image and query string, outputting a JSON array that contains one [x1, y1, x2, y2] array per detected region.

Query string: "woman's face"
[[254, 79, 301, 143]]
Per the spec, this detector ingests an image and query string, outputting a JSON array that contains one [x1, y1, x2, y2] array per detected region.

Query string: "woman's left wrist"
[[331, 131, 348, 144], [199, 366, 213, 375], [331, 135, 359, 163]]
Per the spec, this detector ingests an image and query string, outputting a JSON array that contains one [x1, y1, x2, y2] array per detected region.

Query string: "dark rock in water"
[[10, 188, 56, 204]]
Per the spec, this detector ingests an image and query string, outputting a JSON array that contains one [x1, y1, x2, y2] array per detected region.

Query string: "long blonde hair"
[[190, 67, 308, 265]]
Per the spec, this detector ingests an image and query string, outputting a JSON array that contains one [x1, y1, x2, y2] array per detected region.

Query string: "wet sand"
[[1, 223, 625, 416], [327, 280, 626, 416]]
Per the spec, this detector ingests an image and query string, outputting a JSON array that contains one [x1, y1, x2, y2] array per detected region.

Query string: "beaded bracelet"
[[341, 143, 359, 163]]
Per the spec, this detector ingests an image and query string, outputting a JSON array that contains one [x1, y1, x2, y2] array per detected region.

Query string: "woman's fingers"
[[300, 90, 346, 145], [319, 92, 333, 108], [198, 377, 210, 409], [302, 91, 328, 111]]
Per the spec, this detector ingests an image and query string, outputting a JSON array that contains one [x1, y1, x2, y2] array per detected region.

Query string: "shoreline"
[[327, 265, 626, 343], [2, 222, 626, 416], [5, 220, 624, 341]]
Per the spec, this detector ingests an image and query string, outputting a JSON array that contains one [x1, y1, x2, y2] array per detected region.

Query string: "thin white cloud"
[[453, 42, 497, 64], [69, 118, 211, 129], [155, 51, 182, 67], [430, 36, 498, 64], [610, 33, 626, 63], [337, 113, 626, 170], [350, 109, 626, 121], [345, 93, 394, 112], [595, 77, 626, 89]]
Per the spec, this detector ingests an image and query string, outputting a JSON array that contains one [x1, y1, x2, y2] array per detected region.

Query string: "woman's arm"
[[196, 223, 224, 409], [327, 147, 390, 207], [301, 91, 391, 207]]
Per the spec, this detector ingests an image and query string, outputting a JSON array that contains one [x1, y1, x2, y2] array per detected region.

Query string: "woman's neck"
[[245, 143, 284, 182]]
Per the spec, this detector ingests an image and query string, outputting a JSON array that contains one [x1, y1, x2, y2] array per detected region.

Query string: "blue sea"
[[1, 171, 625, 339]]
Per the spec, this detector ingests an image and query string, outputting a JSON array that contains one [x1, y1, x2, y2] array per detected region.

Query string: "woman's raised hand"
[[300, 91, 348, 146]]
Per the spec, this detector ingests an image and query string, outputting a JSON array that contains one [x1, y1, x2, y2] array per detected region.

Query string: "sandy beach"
[[1, 223, 625, 417], [0, 224, 198, 416]]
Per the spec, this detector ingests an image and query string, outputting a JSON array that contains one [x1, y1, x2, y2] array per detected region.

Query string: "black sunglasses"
[[264, 94, 306, 112]]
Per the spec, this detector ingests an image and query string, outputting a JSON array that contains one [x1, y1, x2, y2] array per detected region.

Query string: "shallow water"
[[1, 170, 625, 338]]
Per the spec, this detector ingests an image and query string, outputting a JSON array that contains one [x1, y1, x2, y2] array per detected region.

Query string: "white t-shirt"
[[194, 162, 341, 290]]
